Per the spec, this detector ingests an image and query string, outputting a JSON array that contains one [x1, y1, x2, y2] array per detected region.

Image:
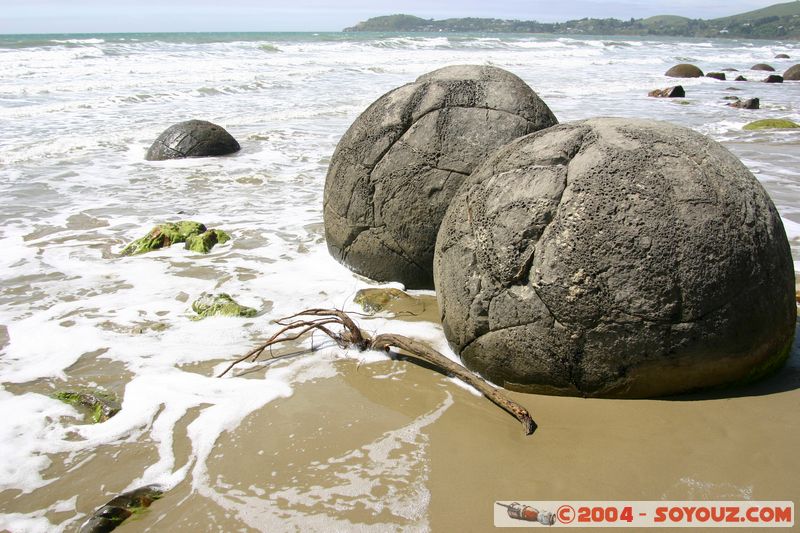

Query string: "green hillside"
[[714, 0, 800, 22], [344, 1, 800, 39]]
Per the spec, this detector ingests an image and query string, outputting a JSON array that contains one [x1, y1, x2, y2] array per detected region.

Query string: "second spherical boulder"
[[323, 65, 558, 289]]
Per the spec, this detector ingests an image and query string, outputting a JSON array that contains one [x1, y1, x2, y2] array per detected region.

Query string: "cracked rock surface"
[[145, 120, 240, 161], [323, 65, 558, 289], [434, 117, 796, 398]]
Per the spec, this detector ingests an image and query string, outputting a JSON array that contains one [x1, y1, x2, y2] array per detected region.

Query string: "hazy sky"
[[1, 0, 791, 34]]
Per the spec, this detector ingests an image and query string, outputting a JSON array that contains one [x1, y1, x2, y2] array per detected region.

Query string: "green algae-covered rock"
[[353, 288, 425, 314], [54, 390, 120, 423], [191, 293, 257, 319], [121, 222, 231, 255], [121, 221, 206, 255], [743, 119, 800, 130], [185, 229, 231, 253], [79, 485, 163, 533]]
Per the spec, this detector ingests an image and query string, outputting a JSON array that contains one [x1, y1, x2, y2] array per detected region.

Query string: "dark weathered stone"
[[434, 117, 796, 398], [706, 72, 726, 80], [721, 68, 739, 72], [784, 64, 800, 80], [648, 86, 685, 98], [751, 63, 775, 71], [735, 75, 748, 82], [727, 98, 760, 109], [145, 120, 240, 161], [775, 54, 790, 59], [665, 64, 703, 78], [323, 65, 558, 289], [764, 74, 784, 83], [80, 486, 162, 533]]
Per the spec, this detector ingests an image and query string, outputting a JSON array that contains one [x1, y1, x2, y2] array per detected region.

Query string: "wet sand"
[[6, 305, 797, 532]]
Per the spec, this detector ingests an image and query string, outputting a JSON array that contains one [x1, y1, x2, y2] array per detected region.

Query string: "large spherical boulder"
[[323, 65, 558, 289], [665, 64, 703, 78], [751, 63, 775, 71], [145, 120, 240, 161], [784, 64, 800, 80], [434, 117, 796, 398]]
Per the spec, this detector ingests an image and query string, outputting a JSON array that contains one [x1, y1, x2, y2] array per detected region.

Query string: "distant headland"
[[343, 1, 800, 39]]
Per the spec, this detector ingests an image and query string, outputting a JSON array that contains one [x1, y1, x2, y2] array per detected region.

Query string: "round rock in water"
[[323, 65, 558, 289], [784, 64, 800, 80], [434, 117, 796, 398], [665, 64, 703, 78], [145, 120, 240, 161]]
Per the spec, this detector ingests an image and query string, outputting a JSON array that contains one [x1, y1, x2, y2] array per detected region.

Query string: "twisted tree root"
[[219, 309, 536, 435]]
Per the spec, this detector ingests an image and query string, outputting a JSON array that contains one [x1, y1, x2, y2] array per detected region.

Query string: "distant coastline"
[[344, 1, 800, 39]]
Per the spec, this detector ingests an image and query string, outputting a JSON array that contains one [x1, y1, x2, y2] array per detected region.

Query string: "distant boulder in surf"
[[764, 75, 784, 83], [751, 63, 775, 71], [323, 64, 558, 289], [145, 120, 240, 161], [434, 117, 796, 398], [775, 53, 790, 59], [783, 64, 800, 80], [727, 97, 760, 109], [648, 86, 685, 97], [706, 72, 726, 81], [721, 68, 739, 72], [665, 63, 703, 78], [735, 75, 748, 82]]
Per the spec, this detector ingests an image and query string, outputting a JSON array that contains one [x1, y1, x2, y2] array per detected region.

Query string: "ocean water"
[[0, 32, 798, 531]]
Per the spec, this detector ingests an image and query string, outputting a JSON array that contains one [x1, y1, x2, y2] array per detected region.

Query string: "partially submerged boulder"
[[775, 53, 790, 59], [121, 222, 230, 255], [191, 293, 257, 319], [751, 63, 775, 71], [648, 86, 685, 98], [323, 65, 557, 289], [434, 117, 796, 398], [764, 75, 784, 83], [706, 72, 726, 81], [79, 485, 162, 533], [735, 75, 748, 82], [727, 97, 760, 109], [665, 63, 703, 78], [784, 64, 800, 80], [145, 120, 240, 161], [54, 390, 120, 423], [743, 119, 800, 130]]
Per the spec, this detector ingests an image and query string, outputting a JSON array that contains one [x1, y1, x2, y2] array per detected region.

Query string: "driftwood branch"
[[219, 309, 536, 435], [370, 333, 536, 435]]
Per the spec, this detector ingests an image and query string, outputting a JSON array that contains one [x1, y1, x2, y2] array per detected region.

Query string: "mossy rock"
[[121, 221, 206, 255], [665, 63, 703, 78], [121, 222, 230, 255], [54, 389, 120, 423], [79, 485, 162, 533], [353, 287, 428, 316], [743, 119, 800, 131], [191, 293, 257, 319], [185, 229, 231, 253]]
